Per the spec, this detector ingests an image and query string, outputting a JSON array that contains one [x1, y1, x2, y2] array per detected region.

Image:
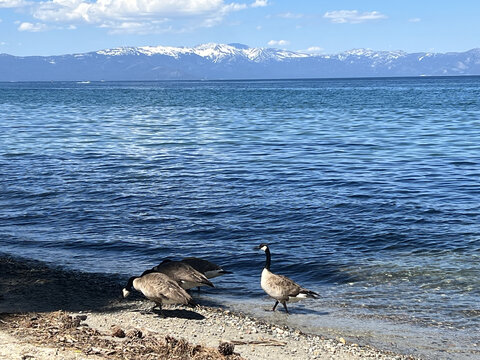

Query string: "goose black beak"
[[253, 243, 268, 250]]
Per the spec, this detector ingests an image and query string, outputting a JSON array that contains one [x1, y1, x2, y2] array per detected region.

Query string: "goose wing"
[[153, 261, 214, 287], [138, 272, 193, 305], [263, 271, 318, 300], [181, 257, 221, 273], [268, 273, 303, 297], [181, 257, 232, 278]]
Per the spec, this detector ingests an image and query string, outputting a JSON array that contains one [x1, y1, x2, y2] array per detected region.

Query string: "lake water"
[[1, 78, 479, 359]]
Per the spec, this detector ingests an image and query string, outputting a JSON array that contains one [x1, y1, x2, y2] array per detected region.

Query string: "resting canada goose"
[[149, 259, 215, 290], [122, 271, 196, 316], [181, 257, 232, 279], [254, 243, 318, 314]]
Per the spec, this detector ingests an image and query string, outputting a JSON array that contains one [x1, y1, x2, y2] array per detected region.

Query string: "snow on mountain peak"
[[336, 48, 407, 63], [96, 43, 309, 63], [96, 45, 193, 58], [192, 43, 242, 62]]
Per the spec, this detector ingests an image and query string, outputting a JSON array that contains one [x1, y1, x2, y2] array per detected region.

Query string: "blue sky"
[[1, 0, 479, 56]]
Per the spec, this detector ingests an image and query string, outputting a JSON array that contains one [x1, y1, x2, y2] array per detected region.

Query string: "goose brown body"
[[122, 272, 195, 315], [261, 268, 312, 302]]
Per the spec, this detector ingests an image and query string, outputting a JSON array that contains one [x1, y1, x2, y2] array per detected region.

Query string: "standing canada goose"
[[254, 243, 318, 314], [149, 259, 215, 290], [122, 271, 196, 316], [181, 257, 232, 279]]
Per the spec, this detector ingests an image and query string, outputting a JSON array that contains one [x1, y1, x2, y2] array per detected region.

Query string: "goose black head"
[[254, 243, 269, 251], [122, 276, 137, 298]]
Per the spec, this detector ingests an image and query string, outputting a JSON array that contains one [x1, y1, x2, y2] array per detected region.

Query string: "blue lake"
[[1, 78, 479, 358]]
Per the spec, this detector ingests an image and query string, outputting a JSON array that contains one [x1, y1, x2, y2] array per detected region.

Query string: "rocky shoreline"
[[0, 254, 417, 359]]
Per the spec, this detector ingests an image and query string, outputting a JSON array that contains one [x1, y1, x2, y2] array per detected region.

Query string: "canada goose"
[[122, 271, 196, 316], [254, 243, 318, 314], [149, 259, 215, 290], [181, 257, 232, 279]]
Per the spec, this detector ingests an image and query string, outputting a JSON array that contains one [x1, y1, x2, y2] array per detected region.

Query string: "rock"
[[218, 341, 235, 356], [125, 328, 143, 338], [111, 326, 125, 338]]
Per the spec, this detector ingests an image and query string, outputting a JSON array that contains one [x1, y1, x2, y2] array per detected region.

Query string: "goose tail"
[[204, 279, 215, 288], [300, 289, 319, 299]]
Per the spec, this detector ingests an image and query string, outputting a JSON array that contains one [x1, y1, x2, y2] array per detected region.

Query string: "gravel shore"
[[0, 254, 417, 360]]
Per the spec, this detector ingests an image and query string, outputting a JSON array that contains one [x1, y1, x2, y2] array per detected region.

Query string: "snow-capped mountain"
[[95, 43, 309, 63], [1, 43, 480, 81]]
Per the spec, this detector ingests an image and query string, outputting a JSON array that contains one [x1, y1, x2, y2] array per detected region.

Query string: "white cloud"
[[409, 18, 421, 23], [268, 39, 289, 47], [323, 10, 387, 24], [18, 22, 48, 32], [27, 0, 250, 33], [0, 0, 27, 8], [34, 0, 228, 22], [305, 46, 324, 54], [251, 0, 268, 7]]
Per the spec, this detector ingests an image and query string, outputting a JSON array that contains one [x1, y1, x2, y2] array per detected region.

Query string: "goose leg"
[[281, 301, 289, 314], [155, 303, 165, 318], [141, 303, 158, 315], [151, 303, 166, 317], [272, 301, 279, 311]]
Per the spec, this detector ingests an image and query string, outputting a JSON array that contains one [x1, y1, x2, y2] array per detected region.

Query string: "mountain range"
[[1, 43, 480, 81]]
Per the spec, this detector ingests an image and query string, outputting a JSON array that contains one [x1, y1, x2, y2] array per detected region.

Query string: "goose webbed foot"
[[281, 301, 289, 314], [141, 304, 164, 316]]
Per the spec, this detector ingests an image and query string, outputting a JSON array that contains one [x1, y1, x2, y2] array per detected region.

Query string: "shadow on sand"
[[0, 254, 203, 320], [158, 308, 206, 320]]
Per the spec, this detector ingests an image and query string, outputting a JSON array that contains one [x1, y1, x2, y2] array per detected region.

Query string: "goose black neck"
[[125, 276, 137, 291], [264, 247, 271, 270]]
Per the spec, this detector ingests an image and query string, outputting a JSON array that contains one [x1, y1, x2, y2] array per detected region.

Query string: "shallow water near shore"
[[207, 293, 478, 360], [1, 78, 479, 359]]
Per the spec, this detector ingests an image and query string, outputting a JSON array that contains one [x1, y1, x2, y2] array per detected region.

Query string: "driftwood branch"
[[230, 338, 287, 347]]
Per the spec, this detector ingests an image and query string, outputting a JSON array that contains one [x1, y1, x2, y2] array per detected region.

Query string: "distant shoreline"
[[1, 74, 480, 83]]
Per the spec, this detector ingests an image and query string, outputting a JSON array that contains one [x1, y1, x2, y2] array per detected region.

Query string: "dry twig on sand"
[[0, 311, 244, 360]]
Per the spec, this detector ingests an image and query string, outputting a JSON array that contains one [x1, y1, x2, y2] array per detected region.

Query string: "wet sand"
[[0, 254, 417, 359]]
